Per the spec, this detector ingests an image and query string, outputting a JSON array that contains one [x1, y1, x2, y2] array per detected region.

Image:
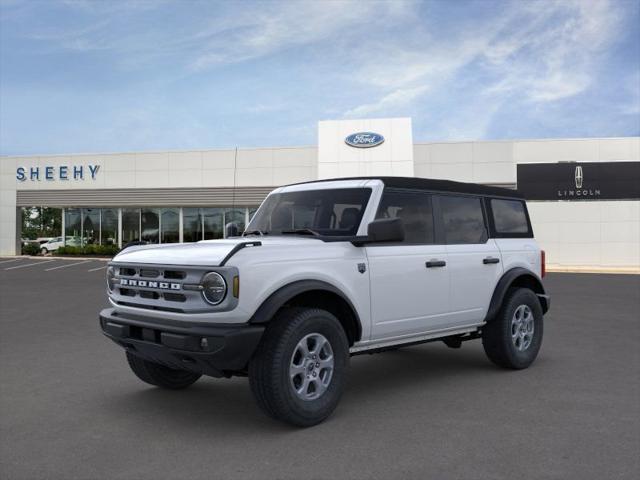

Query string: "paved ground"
[[0, 257, 638, 480]]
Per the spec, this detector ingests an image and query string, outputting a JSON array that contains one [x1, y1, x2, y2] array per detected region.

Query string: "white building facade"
[[1, 118, 638, 270]]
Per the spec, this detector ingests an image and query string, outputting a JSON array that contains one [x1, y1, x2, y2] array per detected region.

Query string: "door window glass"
[[203, 208, 224, 240], [141, 208, 159, 243], [82, 208, 100, 245], [122, 208, 140, 244], [64, 208, 81, 246], [376, 190, 434, 244], [161, 208, 180, 243], [101, 209, 118, 246], [182, 208, 202, 242], [491, 199, 529, 234], [439, 196, 487, 244]]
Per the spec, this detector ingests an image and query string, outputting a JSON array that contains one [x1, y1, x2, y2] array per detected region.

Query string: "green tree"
[[21, 207, 62, 239]]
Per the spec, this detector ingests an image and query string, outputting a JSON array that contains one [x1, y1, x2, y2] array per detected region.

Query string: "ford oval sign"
[[345, 132, 385, 148]]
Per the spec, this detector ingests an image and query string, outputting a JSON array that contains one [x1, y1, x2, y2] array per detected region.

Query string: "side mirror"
[[362, 218, 405, 244]]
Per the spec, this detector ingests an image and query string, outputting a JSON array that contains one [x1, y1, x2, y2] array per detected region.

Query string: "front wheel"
[[249, 307, 349, 427], [126, 352, 201, 389], [40, 248, 48, 255], [482, 288, 544, 369]]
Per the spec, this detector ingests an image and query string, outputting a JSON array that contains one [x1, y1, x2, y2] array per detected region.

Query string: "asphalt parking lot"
[[0, 257, 638, 480]]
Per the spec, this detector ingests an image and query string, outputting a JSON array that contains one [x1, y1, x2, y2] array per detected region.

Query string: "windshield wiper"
[[281, 228, 321, 237], [243, 230, 268, 236]]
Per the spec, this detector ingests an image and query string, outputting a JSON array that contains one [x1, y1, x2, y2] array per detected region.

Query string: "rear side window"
[[491, 199, 530, 234], [439, 195, 487, 244], [376, 190, 434, 244]]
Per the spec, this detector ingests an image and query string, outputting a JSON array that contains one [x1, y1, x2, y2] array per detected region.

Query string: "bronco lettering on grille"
[[120, 278, 181, 290]]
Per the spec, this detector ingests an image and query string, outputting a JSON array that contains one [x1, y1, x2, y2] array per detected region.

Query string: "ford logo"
[[345, 132, 385, 148]]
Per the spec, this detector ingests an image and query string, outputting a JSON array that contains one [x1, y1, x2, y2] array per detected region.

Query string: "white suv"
[[100, 177, 549, 426]]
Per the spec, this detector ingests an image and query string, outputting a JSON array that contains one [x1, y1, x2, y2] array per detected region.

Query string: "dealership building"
[[1, 118, 639, 270]]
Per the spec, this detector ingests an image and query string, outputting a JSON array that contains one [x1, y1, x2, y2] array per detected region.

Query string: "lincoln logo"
[[575, 166, 583, 188], [558, 164, 600, 198], [119, 278, 181, 290]]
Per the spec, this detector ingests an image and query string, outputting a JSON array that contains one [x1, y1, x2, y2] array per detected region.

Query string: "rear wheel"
[[40, 247, 48, 255], [482, 288, 543, 369], [126, 352, 201, 389], [249, 307, 349, 427]]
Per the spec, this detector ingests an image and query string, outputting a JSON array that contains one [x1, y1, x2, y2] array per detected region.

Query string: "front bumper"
[[99, 308, 264, 378]]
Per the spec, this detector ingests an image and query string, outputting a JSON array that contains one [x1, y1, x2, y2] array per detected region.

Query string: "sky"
[[0, 0, 639, 155]]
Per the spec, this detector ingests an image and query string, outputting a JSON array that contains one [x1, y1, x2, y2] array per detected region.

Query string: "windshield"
[[246, 188, 372, 237]]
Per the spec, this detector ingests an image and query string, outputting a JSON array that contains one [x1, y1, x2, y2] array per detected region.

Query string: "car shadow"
[[103, 343, 501, 433]]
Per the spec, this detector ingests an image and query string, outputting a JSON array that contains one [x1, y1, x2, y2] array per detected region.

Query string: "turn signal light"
[[233, 276, 240, 298]]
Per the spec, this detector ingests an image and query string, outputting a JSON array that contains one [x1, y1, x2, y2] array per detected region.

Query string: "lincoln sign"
[[516, 162, 640, 201]]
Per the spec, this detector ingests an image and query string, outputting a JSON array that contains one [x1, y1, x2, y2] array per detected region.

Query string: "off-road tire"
[[126, 351, 201, 389], [482, 288, 544, 369], [249, 307, 350, 427]]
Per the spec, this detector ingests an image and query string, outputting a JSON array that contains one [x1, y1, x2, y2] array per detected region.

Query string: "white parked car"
[[40, 236, 64, 254], [40, 236, 80, 254], [100, 177, 550, 426]]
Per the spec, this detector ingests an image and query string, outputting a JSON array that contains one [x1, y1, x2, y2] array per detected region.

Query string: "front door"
[[366, 190, 452, 341]]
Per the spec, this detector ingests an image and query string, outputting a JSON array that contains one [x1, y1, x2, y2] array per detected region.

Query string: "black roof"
[[291, 176, 524, 199]]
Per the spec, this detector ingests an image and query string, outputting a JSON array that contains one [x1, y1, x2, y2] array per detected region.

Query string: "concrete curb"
[[0, 255, 112, 262], [546, 266, 640, 275]]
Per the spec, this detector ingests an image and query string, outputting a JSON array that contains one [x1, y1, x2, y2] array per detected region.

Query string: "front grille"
[[140, 269, 160, 278], [109, 262, 237, 314], [111, 263, 208, 313], [164, 270, 186, 280]]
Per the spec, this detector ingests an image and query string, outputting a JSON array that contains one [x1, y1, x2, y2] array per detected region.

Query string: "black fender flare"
[[484, 268, 549, 323], [248, 279, 362, 341]]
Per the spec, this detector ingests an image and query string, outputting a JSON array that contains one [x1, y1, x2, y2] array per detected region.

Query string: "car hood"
[[112, 236, 324, 266]]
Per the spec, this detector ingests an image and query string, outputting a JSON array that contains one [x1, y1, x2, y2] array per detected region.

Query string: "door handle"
[[483, 257, 500, 264], [426, 260, 446, 268]]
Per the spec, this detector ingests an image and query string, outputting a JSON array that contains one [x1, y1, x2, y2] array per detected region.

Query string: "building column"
[[117, 208, 122, 248], [61, 208, 66, 245]]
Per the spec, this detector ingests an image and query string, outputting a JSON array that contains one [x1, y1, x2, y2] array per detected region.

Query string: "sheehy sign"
[[516, 162, 640, 201], [16, 164, 100, 182]]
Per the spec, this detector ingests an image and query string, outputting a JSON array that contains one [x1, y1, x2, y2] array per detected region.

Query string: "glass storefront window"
[[82, 208, 100, 245], [224, 208, 246, 237], [64, 208, 81, 246], [203, 208, 224, 240], [101, 209, 118, 246], [183, 208, 202, 242], [122, 208, 140, 245], [248, 207, 259, 221], [161, 208, 179, 243], [141, 208, 159, 244]]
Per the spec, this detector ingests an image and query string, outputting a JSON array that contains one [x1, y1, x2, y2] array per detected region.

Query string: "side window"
[[491, 199, 530, 234], [439, 195, 487, 244], [375, 190, 434, 243]]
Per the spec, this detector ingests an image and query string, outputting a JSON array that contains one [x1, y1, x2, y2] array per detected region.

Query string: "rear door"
[[366, 189, 452, 341], [435, 194, 503, 325]]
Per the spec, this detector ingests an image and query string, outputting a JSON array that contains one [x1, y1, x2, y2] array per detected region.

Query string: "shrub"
[[22, 243, 41, 256], [56, 244, 120, 257]]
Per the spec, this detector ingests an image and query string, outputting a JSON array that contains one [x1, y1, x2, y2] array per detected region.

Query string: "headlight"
[[201, 272, 227, 305], [106, 266, 116, 292]]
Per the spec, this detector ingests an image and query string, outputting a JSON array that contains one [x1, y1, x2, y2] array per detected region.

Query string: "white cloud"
[[342, 0, 626, 135], [344, 85, 429, 118], [189, 1, 413, 71]]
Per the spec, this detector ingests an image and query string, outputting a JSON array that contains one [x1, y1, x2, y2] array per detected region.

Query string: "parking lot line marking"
[[44, 260, 92, 271], [0, 258, 24, 265], [88, 265, 107, 272], [5, 260, 56, 270]]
